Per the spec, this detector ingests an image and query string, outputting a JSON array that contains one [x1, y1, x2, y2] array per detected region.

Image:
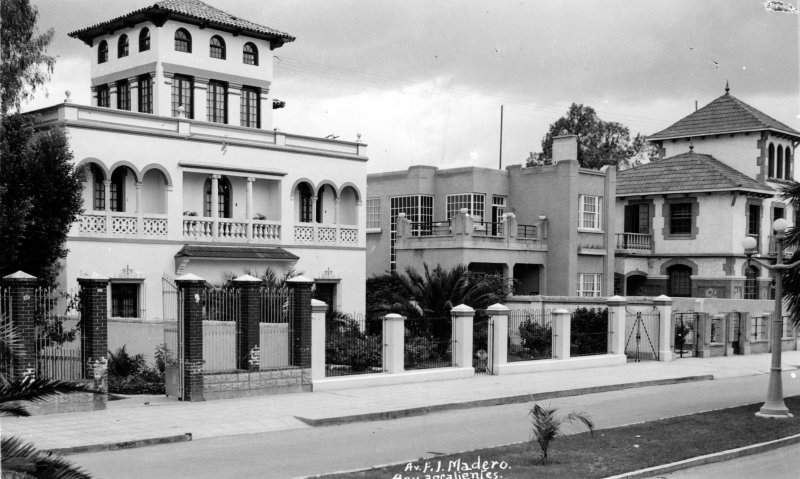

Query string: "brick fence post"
[[2, 271, 40, 380], [450, 304, 474, 369], [287, 276, 314, 368], [176, 273, 206, 402], [78, 275, 109, 387], [233, 274, 262, 371]]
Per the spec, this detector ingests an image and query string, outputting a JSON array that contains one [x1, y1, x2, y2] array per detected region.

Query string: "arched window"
[[667, 265, 692, 297], [90, 164, 105, 210], [745, 265, 759, 300], [243, 42, 258, 65], [768, 143, 775, 178], [210, 35, 226, 59], [110, 168, 127, 212], [297, 183, 313, 223], [174, 28, 192, 53], [204, 177, 231, 218], [139, 28, 150, 52], [118, 34, 129, 58], [777, 145, 784, 179], [98, 40, 108, 64], [786, 149, 793, 180]]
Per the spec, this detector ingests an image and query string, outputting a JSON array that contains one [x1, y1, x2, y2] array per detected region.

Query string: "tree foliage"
[[529, 403, 594, 465], [526, 103, 657, 170], [777, 181, 800, 326], [1, 0, 56, 114], [0, 115, 85, 285]]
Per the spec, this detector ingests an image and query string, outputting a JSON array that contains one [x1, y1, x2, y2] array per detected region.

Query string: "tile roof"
[[69, 0, 294, 45], [175, 245, 299, 261], [616, 151, 775, 196], [648, 91, 800, 140]]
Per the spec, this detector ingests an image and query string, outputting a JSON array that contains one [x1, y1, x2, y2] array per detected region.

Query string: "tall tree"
[[777, 182, 800, 325], [526, 103, 650, 169], [0, 0, 55, 114]]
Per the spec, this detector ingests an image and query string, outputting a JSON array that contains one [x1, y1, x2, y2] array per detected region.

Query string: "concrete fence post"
[[742, 312, 753, 355], [176, 273, 206, 402], [696, 313, 711, 358], [553, 309, 571, 360], [487, 303, 509, 375], [286, 276, 314, 369], [606, 295, 627, 356], [78, 275, 109, 388], [2, 271, 39, 380], [451, 304, 474, 369], [310, 299, 327, 381], [383, 314, 405, 374], [653, 295, 674, 361], [233, 274, 262, 371]]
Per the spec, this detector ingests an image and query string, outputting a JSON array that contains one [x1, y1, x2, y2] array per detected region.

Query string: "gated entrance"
[[162, 276, 183, 399], [33, 287, 83, 380], [473, 313, 492, 375], [722, 311, 743, 355], [624, 306, 660, 362], [672, 312, 698, 358]]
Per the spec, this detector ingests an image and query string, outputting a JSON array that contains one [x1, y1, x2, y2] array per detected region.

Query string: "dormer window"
[[98, 40, 108, 63], [243, 42, 258, 65], [118, 34, 129, 58], [210, 36, 226, 59], [139, 28, 150, 52], [175, 28, 192, 53]]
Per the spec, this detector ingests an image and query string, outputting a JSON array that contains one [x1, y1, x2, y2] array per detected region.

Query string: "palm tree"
[[0, 317, 96, 478], [779, 181, 800, 326], [529, 403, 594, 465]]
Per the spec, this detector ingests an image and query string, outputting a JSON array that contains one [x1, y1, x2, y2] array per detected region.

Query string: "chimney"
[[552, 135, 578, 163]]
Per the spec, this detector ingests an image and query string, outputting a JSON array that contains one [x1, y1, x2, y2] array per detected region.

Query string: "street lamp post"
[[742, 218, 800, 418]]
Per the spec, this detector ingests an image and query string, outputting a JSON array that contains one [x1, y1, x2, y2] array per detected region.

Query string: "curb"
[[49, 433, 192, 456], [296, 374, 714, 427], [605, 432, 800, 479]]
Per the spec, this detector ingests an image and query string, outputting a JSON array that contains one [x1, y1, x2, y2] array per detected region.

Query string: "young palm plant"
[[0, 317, 96, 478], [529, 403, 594, 465]]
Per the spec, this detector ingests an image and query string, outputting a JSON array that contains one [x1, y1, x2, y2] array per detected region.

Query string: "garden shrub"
[[325, 314, 382, 372], [404, 335, 438, 368], [570, 308, 608, 356], [518, 319, 552, 359], [107, 345, 165, 395]]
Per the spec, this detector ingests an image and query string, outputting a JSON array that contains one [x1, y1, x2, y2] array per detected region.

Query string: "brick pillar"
[[451, 304, 474, 369], [383, 314, 406, 374], [287, 276, 314, 368], [234, 274, 262, 371], [176, 274, 206, 402], [487, 303, 508, 375], [78, 275, 109, 382], [2, 271, 39, 379], [553, 309, 571, 360], [606, 295, 627, 356], [653, 295, 674, 361], [310, 299, 327, 382]]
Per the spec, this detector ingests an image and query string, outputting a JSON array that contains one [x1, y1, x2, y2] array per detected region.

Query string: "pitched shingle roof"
[[175, 245, 299, 261], [617, 151, 775, 197], [69, 0, 294, 46], [648, 91, 800, 141]]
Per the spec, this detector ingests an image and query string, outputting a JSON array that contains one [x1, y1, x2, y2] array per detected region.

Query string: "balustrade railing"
[[616, 232, 652, 251], [78, 212, 169, 238], [292, 224, 360, 246]]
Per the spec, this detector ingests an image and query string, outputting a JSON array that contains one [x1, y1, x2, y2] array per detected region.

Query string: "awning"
[[175, 245, 299, 261]]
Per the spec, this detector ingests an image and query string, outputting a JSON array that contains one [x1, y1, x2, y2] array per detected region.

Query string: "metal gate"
[[624, 306, 660, 362], [162, 276, 184, 399], [474, 314, 493, 375], [723, 311, 743, 355], [672, 312, 698, 358]]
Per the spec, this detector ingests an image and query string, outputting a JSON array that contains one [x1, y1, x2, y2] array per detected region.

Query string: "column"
[[553, 309, 571, 360], [2, 271, 39, 380], [176, 273, 206, 402], [451, 304, 474, 369], [135, 181, 143, 236], [606, 295, 627, 355], [653, 295, 674, 361], [246, 177, 254, 240], [129, 76, 140, 112], [286, 276, 314, 368], [487, 303, 509, 374], [159, 71, 172, 117], [228, 83, 242, 126], [104, 179, 112, 237], [210, 174, 219, 238], [78, 275, 109, 388], [90, 86, 99, 107], [108, 82, 118, 110], [383, 314, 406, 374], [233, 274, 262, 371], [193, 77, 209, 121], [310, 299, 327, 381]]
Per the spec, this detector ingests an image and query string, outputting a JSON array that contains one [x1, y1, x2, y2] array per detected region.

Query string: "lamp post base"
[[756, 402, 793, 419]]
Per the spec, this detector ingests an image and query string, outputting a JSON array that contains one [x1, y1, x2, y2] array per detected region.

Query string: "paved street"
[[68, 372, 800, 478], [657, 443, 800, 479]]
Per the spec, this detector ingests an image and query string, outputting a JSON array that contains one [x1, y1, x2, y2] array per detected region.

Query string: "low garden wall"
[[203, 368, 311, 400]]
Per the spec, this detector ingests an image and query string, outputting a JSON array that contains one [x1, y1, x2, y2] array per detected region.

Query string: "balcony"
[[615, 233, 652, 253], [78, 212, 168, 238], [183, 216, 282, 244], [293, 223, 359, 246]]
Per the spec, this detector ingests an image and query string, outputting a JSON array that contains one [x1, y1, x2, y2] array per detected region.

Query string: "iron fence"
[[325, 313, 383, 377], [507, 309, 553, 362], [570, 307, 609, 357], [404, 316, 452, 370], [33, 287, 83, 380], [672, 311, 697, 358], [202, 288, 239, 372]]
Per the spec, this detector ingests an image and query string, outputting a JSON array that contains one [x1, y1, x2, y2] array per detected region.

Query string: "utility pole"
[[499, 105, 504, 169]]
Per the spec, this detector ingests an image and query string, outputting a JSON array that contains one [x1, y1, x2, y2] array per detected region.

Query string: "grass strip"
[[323, 395, 800, 479]]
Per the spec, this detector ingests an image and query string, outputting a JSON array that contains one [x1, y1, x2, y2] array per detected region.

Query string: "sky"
[[24, 0, 800, 173]]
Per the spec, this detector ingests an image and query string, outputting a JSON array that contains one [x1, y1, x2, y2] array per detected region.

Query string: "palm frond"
[[1, 436, 92, 479], [0, 377, 97, 416]]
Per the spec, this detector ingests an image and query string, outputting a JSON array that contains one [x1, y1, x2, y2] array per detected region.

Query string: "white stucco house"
[[31, 0, 367, 322]]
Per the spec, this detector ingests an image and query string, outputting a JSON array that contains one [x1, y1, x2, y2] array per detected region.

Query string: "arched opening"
[[88, 163, 106, 211], [141, 169, 168, 214], [174, 28, 192, 53], [243, 42, 258, 65], [109, 166, 136, 212], [210, 35, 226, 59], [139, 28, 150, 52], [339, 186, 359, 225], [777, 145, 784, 179], [118, 34, 129, 58], [296, 182, 314, 223], [786, 149, 792, 180], [768, 143, 775, 178], [745, 265, 759, 299], [667, 265, 692, 297], [316, 184, 337, 223], [98, 40, 108, 64], [626, 274, 648, 296], [204, 176, 232, 218]]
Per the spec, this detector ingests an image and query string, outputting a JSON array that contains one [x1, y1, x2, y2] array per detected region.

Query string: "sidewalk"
[[3, 352, 799, 453]]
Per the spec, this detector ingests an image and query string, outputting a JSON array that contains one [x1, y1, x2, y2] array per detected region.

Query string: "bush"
[[107, 345, 165, 395], [518, 319, 552, 359], [404, 335, 438, 368], [325, 314, 382, 372], [570, 308, 608, 356]]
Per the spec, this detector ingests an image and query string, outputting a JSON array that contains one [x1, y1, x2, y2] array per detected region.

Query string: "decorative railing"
[[110, 212, 138, 235], [142, 215, 168, 236], [616, 233, 651, 251], [79, 213, 106, 234], [183, 217, 214, 240], [252, 221, 281, 241], [217, 219, 247, 240], [517, 224, 538, 239], [293, 224, 360, 246], [77, 212, 168, 238], [473, 220, 504, 237]]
